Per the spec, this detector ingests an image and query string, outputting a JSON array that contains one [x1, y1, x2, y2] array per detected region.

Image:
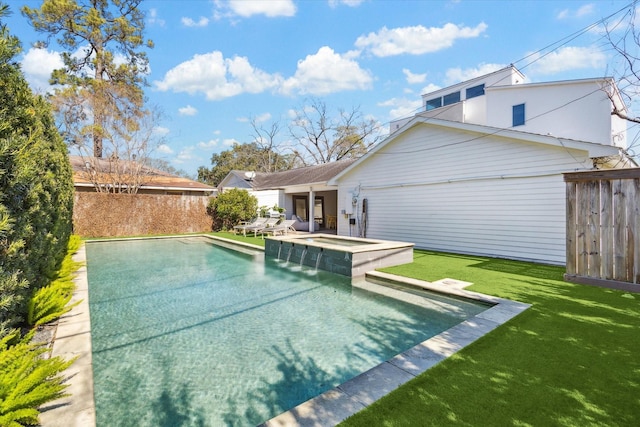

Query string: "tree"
[[604, 4, 640, 122], [197, 142, 294, 187], [249, 116, 287, 173], [72, 106, 167, 194], [148, 158, 192, 179], [23, 0, 153, 158], [288, 98, 382, 166]]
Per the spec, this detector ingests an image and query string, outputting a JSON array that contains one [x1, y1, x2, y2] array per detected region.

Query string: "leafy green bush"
[[0, 4, 74, 334], [0, 330, 75, 426], [27, 235, 83, 327], [66, 235, 82, 255], [208, 189, 258, 231], [26, 282, 79, 328]]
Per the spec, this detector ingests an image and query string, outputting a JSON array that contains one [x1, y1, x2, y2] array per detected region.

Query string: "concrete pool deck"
[[40, 236, 530, 427], [39, 245, 96, 427]]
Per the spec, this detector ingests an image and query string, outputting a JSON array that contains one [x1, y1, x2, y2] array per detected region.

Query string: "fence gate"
[[564, 168, 640, 292]]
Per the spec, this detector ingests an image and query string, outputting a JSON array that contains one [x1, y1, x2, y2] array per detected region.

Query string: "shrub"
[[0, 330, 75, 426], [0, 6, 74, 333], [26, 282, 79, 328], [208, 189, 258, 231], [26, 235, 83, 327]]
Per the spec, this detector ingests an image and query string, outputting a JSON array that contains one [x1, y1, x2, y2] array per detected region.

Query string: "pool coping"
[[261, 272, 530, 426], [40, 235, 530, 427]]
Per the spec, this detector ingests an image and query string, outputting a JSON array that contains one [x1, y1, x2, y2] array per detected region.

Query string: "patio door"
[[294, 196, 307, 221], [293, 195, 325, 227]]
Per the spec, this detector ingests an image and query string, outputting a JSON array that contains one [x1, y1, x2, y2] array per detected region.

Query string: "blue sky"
[[4, 0, 638, 176]]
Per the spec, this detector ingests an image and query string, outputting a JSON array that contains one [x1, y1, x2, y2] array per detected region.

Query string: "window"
[[426, 97, 442, 111], [466, 84, 485, 99], [443, 91, 461, 106], [512, 103, 525, 126]]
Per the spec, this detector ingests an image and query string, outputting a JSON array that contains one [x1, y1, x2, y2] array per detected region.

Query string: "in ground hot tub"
[[264, 234, 414, 277]]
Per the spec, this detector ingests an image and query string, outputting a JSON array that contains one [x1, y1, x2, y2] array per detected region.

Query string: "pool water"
[[86, 237, 488, 426]]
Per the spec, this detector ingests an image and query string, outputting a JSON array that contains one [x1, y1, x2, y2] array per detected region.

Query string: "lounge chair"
[[233, 217, 268, 236], [260, 219, 297, 238], [244, 217, 280, 237]]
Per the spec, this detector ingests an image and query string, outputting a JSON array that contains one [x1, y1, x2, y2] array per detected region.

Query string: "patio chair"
[[260, 219, 297, 239], [233, 217, 268, 237], [244, 217, 280, 237]]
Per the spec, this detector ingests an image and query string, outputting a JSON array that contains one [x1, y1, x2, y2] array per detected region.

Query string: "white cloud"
[[528, 46, 605, 75], [557, 4, 594, 19], [445, 63, 505, 85], [355, 22, 488, 57], [420, 83, 441, 95], [254, 112, 272, 123], [227, 0, 296, 17], [197, 139, 218, 149], [179, 105, 198, 116], [175, 146, 196, 163], [148, 8, 165, 26], [328, 0, 365, 8], [403, 68, 427, 84], [154, 51, 282, 100], [223, 138, 239, 146], [577, 4, 595, 17], [21, 48, 63, 92], [378, 97, 422, 120], [153, 126, 171, 136], [280, 46, 373, 96], [158, 144, 174, 154], [182, 16, 210, 27]]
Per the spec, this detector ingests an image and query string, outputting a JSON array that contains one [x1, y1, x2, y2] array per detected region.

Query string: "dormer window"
[[443, 91, 461, 106], [466, 84, 485, 99], [426, 97, 442, 111]]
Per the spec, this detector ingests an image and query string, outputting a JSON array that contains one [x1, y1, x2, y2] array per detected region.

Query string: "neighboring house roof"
[[220, 159, 357, 191], [70, 155, 216, 193], [329, 117, 635, 184]]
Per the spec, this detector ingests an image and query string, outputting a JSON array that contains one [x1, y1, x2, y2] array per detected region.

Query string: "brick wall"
[[73, 192, 213, 237]]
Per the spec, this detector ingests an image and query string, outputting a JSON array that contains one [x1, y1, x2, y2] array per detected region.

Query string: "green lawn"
[[209, 231, 267, 247], [211, 233, 640, 425], [341, 251, 640, 426]]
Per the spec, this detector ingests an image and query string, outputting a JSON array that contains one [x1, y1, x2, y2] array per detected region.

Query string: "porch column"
[[308, 188, 315, 233]]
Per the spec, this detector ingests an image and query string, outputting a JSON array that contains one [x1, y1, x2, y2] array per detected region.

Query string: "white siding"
[[249, 190, 285, 213], [486, 81, 614, 145], [337, 124, 593, 264]]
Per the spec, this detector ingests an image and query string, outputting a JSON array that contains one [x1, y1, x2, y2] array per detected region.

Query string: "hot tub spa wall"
[[265, 239, 414, 277]]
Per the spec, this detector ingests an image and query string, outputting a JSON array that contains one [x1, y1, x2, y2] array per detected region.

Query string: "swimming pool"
[[86, 237, 490, 426]]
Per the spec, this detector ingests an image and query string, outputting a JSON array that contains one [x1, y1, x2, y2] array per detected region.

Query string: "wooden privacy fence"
[[564, 168, 640, 291], [73, 192, 213, 237]]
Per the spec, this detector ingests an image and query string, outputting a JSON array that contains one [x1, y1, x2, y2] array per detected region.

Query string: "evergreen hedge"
[[0, 5, 74, 335]]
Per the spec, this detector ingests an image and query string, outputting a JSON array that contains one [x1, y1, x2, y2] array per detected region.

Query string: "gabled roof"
[[224, 159, 357, 191], [329, 117, 631, 184], [70, 155, 216, 193]]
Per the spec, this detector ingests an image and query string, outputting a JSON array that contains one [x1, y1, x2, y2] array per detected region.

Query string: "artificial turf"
[[339, 250, 640, 426], [210, 233, 639, 425]]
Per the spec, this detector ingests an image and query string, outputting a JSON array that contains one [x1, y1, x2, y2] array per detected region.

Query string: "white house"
[[218, 160, 355, 232], [330, 66, 635, 265]]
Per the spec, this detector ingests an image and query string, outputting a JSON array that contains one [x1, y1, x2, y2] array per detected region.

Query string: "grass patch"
[[208, 231, 266, 248], [340, 250, 640, 426]]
